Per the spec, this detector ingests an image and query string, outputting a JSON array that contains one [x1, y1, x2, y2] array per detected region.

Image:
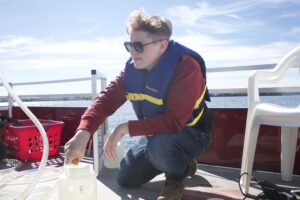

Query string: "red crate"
[[5, 119, 64, 161]]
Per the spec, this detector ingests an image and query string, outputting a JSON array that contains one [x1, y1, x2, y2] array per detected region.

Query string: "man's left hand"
[[104, 122, 128, 160]]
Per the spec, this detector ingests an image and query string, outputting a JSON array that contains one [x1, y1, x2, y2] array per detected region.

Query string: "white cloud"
[[165, 0, 300, 36], [174, 34, 300, 69], [165, 1, 268, 36], [263, 0, 300, 4], [288, 27, 300, 36], [0, 35, 34, 51], [0, 35, 128, 86], [0, 35, 128, 65], [1, 33, 299, 76], [280, 12, 300, 18], [166, 1, 264, 27], [194, 1, 263, 16], [0, 36, 115, 55], [71, 24, 105, 37], [73, 15, 96, 23]]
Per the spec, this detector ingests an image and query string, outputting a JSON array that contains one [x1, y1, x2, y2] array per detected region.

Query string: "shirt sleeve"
[[77, 71, 127, 135], [128, 55, 206, 136]]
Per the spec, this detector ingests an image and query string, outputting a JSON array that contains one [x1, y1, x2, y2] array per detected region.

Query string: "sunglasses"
[[124, 39, 164, 53]]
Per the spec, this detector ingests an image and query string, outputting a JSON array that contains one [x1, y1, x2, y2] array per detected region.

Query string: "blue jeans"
[[117, 126, 211, 188]]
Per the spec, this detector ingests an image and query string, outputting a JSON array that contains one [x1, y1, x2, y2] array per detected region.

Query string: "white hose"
[[0, 71, 49, 200]]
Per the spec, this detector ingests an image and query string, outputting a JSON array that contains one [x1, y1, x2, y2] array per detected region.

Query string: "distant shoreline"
[[211, 92, 300, 97], [1, 92, 300, 102]]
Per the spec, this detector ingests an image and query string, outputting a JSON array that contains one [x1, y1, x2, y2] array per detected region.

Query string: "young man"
[[64, 10, 213, 200]]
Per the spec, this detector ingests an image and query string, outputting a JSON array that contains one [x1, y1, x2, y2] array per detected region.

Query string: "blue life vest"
[[124, 40, 210, 127]]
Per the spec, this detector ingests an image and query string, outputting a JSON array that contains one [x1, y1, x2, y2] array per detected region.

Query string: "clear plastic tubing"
[[0, 71, 49, 200]]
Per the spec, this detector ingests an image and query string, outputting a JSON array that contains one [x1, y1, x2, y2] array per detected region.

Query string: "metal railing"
[[1, 70, 106, 115], [208, 63, 300, 95], [1, 64, 299, 103]]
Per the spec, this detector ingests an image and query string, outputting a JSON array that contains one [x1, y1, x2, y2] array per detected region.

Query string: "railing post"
[[100, 76, 108, 135], [91, 69, 107, 175], [8, 83, 13, 118], [91, 69, 98, 98]]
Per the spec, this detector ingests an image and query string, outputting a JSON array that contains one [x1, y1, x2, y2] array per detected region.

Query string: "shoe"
[[157, 177, 185, 200], [188, 159, 197, 176]]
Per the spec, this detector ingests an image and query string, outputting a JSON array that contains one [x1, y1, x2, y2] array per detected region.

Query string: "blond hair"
[[125, 10, 172, 40]]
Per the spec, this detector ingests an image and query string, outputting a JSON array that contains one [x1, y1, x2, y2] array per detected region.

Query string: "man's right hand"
[[64, 129, 91, 164]]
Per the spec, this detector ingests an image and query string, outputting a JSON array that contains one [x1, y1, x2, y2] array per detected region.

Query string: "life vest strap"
[[186, 107, 205, 127], [126, 93, 163, 105], [194, 85, 207, 109]]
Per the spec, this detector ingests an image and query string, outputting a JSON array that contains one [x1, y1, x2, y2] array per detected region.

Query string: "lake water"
[[4, 94, 300, 129]]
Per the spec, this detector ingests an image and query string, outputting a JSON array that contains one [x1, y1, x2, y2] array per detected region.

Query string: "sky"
[[0, 0, 300, 96]]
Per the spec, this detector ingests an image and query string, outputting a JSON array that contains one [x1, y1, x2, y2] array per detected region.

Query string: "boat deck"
[[1, 154, 300, 200]]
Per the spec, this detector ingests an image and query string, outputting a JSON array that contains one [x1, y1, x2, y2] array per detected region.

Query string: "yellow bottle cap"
[[71, 158, 80, 165]]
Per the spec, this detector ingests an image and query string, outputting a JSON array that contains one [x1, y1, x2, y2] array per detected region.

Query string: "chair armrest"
[[248, 70, 274, 108], [247, 46, 300, 109]]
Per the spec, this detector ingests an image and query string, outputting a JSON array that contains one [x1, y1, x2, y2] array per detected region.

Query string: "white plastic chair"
[[240, 46, 300, 194]]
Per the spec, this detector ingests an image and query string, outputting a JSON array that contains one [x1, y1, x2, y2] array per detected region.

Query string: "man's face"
[[127, 30, 166, 71]]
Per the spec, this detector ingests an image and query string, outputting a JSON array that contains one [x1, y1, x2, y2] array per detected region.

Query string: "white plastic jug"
[[104, 139, 124, 169], [104, 131, 124, 169], [58, 163, 97, 200]]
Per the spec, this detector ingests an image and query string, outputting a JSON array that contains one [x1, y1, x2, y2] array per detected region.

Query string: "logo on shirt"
[[145, 85, 158, 93]]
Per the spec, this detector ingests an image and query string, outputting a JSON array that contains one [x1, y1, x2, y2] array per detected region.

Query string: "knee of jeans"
[[148, 153, 186, 176], [147, 138, 182, 172]]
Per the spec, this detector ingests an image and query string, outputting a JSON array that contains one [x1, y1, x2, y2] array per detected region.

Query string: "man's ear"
[[160, 40, 169, 52]]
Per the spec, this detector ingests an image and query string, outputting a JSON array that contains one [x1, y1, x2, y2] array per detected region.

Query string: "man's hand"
[[64, 129, 91, 164], [104, 123, 128, 160]]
